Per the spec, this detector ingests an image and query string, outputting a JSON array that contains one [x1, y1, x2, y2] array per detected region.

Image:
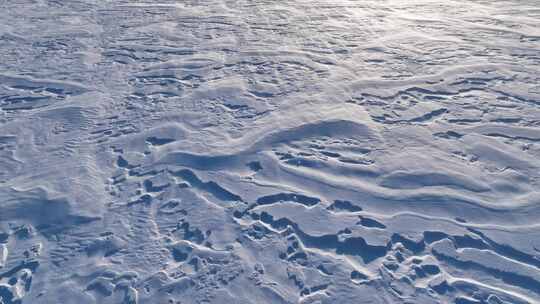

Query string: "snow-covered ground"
[[1, 1, 540, 303]]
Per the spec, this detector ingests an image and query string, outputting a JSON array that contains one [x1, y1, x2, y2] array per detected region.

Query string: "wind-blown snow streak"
[[0, 0, 539, 303]]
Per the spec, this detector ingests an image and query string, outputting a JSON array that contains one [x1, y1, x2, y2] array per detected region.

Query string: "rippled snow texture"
[[1, 1, 540, 303]]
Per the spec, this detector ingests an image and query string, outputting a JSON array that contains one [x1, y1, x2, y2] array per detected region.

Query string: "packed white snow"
[[1, 0, 540, 303]]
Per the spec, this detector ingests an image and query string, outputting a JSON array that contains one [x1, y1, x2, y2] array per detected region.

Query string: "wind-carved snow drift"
[[1, 0, 540, 303]]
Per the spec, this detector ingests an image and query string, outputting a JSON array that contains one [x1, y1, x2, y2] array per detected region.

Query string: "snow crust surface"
[[1, 1, 540, 303]]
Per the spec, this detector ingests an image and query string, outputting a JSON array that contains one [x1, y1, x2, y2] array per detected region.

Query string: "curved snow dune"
[[1, 0, 540, 303], [153, 102, 377, 164]]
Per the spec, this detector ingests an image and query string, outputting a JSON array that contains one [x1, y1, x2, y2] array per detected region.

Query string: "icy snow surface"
[[1, 1, 540, 303]]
